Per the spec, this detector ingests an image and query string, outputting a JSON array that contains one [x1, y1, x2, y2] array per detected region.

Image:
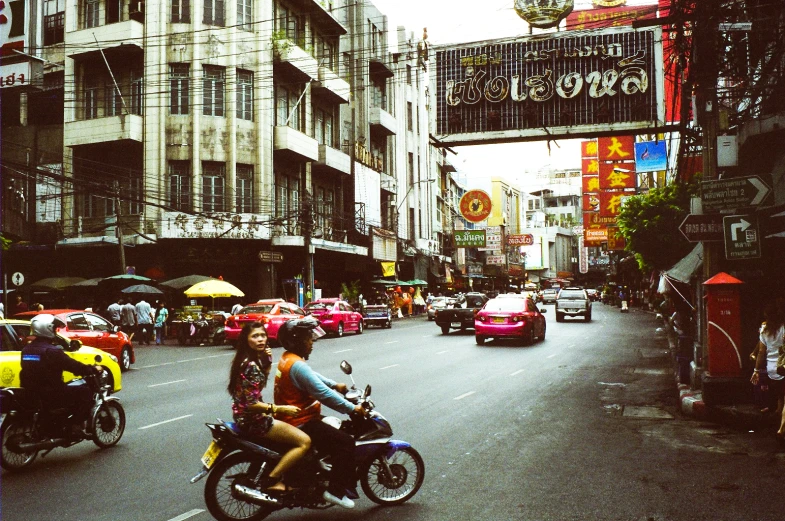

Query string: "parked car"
[[555, 287, 592, 322], [586, 288, 599, 301], [361, 304, 392, 329], [304, 299, 364, 337], [225, 299, 307, 346], [540, 288, 559, 304], [434, 292, 489, 334], [474, 297, 547, 346], [15, 310, 135, 372], [427, 296, 455, 321], [0, 318, 123, 391]]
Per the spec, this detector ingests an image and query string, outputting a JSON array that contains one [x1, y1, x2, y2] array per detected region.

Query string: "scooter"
[[620, 300, 629, 313]]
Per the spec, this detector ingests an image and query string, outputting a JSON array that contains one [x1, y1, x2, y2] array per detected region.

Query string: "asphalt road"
[[2, 304, 782, 521]]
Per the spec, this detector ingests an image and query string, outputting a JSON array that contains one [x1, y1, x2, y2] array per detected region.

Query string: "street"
[[2, 304, 782, 521]]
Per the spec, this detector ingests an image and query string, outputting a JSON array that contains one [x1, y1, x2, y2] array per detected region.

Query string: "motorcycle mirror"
[[68, 339, 83, 351], [94, 354, 103, 363], [340, 360, 352, 375], [364, 384, 371, 397]]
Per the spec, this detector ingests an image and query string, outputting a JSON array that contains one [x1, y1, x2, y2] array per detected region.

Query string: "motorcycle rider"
[[274, 316, 366, 509], [20, 314, 99, 434]]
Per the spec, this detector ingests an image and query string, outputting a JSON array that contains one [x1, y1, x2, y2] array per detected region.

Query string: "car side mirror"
[[68, 339, 83, 351], [340, 360, 352, 375], [113, 325, 121, 333]]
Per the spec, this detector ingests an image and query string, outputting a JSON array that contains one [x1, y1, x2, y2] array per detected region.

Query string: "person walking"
[[120, 298, 136, 339], [154, 301, 169, 345], [11, 294, 28, 316], [135, 297, 154, 345], [750, 301, 785, 445], [107, 298, 122, 325]]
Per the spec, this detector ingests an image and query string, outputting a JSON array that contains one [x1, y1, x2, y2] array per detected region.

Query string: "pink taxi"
[[304, 299, 364, 337], [474, 296, 547, 346]]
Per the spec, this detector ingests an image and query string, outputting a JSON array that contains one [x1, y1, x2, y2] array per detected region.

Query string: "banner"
[[381, 261, 396, 277], [454, 230, 486, 248], [634, 140, 667, 172]]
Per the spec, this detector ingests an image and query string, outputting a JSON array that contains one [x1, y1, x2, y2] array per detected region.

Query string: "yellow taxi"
[[0, 318, 122, 392]]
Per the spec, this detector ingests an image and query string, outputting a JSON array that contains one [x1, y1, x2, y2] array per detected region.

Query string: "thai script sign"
[[161, 212, 272, 240], [479, 226, 502, 252], [454, 230, 487, 248], [433, 27, 663, 145], [486, 254, 507, 265], [507, 234, 534, 246], [566, 5, 657, 31]]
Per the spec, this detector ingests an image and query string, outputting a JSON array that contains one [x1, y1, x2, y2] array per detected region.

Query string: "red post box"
[[703, 272, 744, 377]]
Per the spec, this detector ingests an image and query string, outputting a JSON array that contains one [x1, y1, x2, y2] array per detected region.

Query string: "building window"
[[105, 85, 122, 116], [106, 0, 121, 23], [169, 161, 192, 211], [126, 176, 143, 215], [202, 162, 225, 212], [274, 174, 300, 232], [407, 102, 413, 131], [237, 0, 252, 31], [276, 3, 304, 46], [130, 72, 143, 115], [237, 70, 253, 120], [314, 107, 333, 146], [171, 0, 190, 22], [275, 84, 303, 131], [84, 81, 99, 119], [169, 64, 189, 115], [236, 164, 253, 213], [407, 153, 414, 186], [406, 64, 412, 85], [203, 0, 225, 26], [203, 66, 225, 117], [44, 12, 64, 45], [84, 0, 99, 28], [314, 32, 335, 69]]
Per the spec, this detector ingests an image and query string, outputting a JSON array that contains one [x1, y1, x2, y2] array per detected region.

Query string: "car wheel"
[[120, 346, 131, 372], [540, 325, 546, 341], [337, 323, 344, 337], [385, 320, 392, 329], [357, 321, 363, 335], [440, 325, 450, 335], [585, 312, 592, 322], [523, 327, 535, 346], [475, 335, 485, 345]]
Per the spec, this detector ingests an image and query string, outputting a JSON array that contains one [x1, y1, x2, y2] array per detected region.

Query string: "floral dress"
[[232, 359, 274, 436]]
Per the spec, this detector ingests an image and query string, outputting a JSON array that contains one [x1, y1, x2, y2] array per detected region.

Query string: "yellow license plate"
[[201, 441, 222, 469], [492, 317, 505, 324]]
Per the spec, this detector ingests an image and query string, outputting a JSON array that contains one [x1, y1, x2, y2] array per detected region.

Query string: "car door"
[[341, 303, 356, 331], [65, 312, 102, 348], [85, 312, 120, 357]]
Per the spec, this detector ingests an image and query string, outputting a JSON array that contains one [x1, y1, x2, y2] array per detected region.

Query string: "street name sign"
[[678, 214, 724, 242], [258, 251, 283, 263], [454, 230, 486, 248], [701, 175, 772, 212], [723, 214, 761, 260]]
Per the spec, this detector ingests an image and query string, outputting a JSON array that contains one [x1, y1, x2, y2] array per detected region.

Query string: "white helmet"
[[30, 314, 66, 339]]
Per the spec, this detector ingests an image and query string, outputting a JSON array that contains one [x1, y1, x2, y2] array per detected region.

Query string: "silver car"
[[427, 297, 455, 320]]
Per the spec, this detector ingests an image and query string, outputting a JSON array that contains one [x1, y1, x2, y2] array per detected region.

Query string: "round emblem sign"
[[459, 190, 492, 223]]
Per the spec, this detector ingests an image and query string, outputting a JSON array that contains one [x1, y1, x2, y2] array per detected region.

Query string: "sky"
[[370, 0, 658, 191]]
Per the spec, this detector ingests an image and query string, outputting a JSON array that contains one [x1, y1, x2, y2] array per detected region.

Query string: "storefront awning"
[[664, 243, 703, 284]]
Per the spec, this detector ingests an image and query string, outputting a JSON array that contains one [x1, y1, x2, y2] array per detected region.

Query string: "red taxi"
[[15, 309, 135, 371], [225, 299, 307, 346], [304, 299, 363, 337], [474, 297, 547, 346]]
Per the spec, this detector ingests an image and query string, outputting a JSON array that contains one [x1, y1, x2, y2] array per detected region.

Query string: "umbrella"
[[160, 275, 218, 290], [403, 279, 428, 286], [184, 280, 244, 298], [28, 277, 86, 291], [70, 277, 103, 288], [370, 279, 403, 285], [122, 284, 164, 295], [103, 274, 152, 282]]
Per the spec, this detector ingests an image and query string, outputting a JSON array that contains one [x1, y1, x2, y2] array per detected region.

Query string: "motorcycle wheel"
[[205, 452, 276, 521], [360, 446, 425, 505], [1, 419, 37, 470], [91, 401, 126, 448]]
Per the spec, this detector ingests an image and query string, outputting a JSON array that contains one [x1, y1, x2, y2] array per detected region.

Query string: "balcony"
[[369, 107, 396, 137], [66, 20, 143, 60], [273, 126, 319, 162], [313, 66, 350, 104], [314, 144, 351, 175], [287, 0, 347, 35], [65, 114, 143, 147], [273, 38, 319, 82], [369, 57, 394, 79], [380, 173, 397, 193]]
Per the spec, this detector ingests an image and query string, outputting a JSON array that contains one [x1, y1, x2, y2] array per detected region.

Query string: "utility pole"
[[115, 196, 126, 274], [302, 195, 314, 305]]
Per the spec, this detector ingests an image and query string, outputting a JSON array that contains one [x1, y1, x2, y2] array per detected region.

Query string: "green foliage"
[[340, 280, 362, 305], [0, 234, 10, 251], [616, 180, 699, 272]]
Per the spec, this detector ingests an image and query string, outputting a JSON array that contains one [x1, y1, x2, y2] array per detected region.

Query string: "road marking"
[[436, 350, 449, 355], [547, 354, 558, 359], [385, 341, 399, 344], [568, 344, 576, 348], [140, 353, 232, 369], [167, 510, 205, 521], [380, 364, 399, 370], [148, 379, 187, 388], [510, 369, 525, 376], [334, 349, 352, 354], [139, 414, 193, 430], [454, 391, 476, 401]]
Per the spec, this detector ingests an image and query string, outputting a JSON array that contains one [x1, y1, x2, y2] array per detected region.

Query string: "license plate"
[[450, 322, 461, 327], [492, 317, 505, 324], [200, 441, 222, 469]]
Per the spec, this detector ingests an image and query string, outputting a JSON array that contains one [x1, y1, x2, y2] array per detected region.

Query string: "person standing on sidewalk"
[[135, 298, 154, 345], [120, 299, 136, 338], [154, 301, 169, 345], [107, 298, 122, 325], [750, 301, 785, 444]]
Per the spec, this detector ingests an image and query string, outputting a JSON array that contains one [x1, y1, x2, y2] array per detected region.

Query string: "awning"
[[664, 243, 703, 284]]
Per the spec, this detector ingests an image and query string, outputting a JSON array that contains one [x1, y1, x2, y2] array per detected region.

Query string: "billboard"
[[432, 27, 664, 145]]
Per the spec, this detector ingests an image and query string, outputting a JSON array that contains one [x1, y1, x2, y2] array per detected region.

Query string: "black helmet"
[[278, 316, 325, 355]]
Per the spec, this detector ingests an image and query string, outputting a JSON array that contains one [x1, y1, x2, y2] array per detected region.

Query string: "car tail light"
[[512, 315, 526, 323], [477, 314, 487, 322]]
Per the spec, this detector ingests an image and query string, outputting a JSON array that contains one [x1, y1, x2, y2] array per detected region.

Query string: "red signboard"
[[597, 136, 635, 162], [584, 226, 609, 246], [581, 140, 599, 158], [566, 5, 658, 31], [607, 226, 626, 251], [459, 189, 492, 223], [600, 190, 630, 217], [507, 234, 534, 246], [583, 194, 601, 213], [582, 175, 600, 194], [582, 158, 600, 176], [584, 212, 617, 226], [599, 162, 637, 190]]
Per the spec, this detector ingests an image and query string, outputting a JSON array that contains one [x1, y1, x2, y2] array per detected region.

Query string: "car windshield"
[[543, 289, 558, 294], [483, 299, 525, 312], [559, 290, 585, 299], [239, 305, 275, 314], [305, 302, 332, 310]]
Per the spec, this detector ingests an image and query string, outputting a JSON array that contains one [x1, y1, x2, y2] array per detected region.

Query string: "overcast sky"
[[370, 0, 659, 191]]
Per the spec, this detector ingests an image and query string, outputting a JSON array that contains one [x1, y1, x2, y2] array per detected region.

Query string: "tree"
[[616, 181, 699, 272]]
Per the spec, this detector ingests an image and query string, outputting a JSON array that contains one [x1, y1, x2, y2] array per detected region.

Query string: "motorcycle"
[[191, 360, 425, 520], [0, 360, 126, 471]]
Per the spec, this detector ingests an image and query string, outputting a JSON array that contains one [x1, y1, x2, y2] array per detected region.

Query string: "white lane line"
[[380, 364, 399, 370], [167, 510, 205, 521], [568, 344, 576, 348], [385, 341, 399, 344], [510, 369, 525, 376], [547, 354, 558, 359], [148, 379, 187, 388], [454, 391, 476, 401], [139, 415, 193, 430], [334, 349, 352, 354], [140, 353, 232, 369], [436, 350, 449, 355]]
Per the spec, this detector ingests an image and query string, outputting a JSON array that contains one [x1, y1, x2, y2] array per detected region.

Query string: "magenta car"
[[304, 299, 364, 337], [474, 296, 547, 346]]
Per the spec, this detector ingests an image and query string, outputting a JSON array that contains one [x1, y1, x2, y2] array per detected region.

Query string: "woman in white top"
[[750, 301, 785, 444]]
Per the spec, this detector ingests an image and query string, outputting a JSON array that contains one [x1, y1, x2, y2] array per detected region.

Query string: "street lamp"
[[396, 178, 436, 236]]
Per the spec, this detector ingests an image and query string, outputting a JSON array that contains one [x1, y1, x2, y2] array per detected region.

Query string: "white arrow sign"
[[730, 218, 751, 241], [749, 177, 771, 205]]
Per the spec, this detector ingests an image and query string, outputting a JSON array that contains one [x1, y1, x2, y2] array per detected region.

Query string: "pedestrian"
[[120, 298, 136, 339], [11, 294, 28, 316], [154, 301, 169, 345], [750, 301, 785, 445], [135, 297, 154, 345], [231, 301, 244, 315], [107, 298, 122, 325]]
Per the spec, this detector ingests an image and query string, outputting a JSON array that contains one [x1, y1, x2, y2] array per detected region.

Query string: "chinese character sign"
[[581, 140, 598, 158], [582, 174, 600, 194], [600, 191, 630, 217], [599, 162, 636, 190], [598, 136, 635, 161]]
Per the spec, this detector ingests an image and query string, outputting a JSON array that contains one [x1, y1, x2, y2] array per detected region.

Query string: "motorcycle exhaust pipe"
[[16, 438, 67, 452], [233, 484, 280, 506]]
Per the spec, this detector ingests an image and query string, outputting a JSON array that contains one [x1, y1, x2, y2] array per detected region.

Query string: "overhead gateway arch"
[[430, 27, 665, 146]]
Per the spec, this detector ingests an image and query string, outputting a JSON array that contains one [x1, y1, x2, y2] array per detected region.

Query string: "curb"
[[678, 384, 707, 420]]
